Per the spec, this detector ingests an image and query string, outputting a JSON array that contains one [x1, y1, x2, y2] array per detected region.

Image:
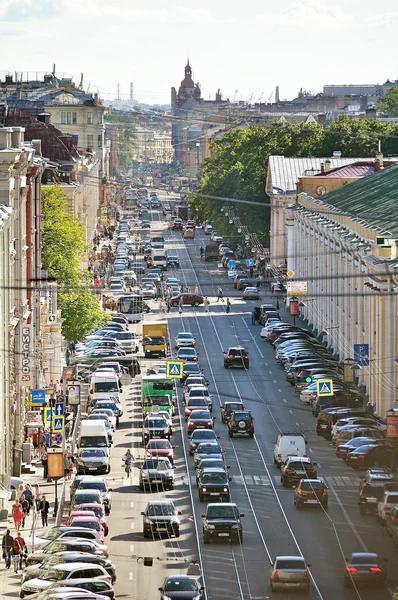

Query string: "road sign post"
[[354, 344, 369, 367], [166, 361, 184, 379], [316, 379, 334, 397]]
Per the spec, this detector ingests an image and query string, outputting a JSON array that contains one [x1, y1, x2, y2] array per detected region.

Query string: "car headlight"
[[145, 518, 152, 524], [205, 523, 215, 529], [232, 524, 240, 529], [202, 487, 207, 492], [223, 487, 228, 492], [142, 474, 149, 480]]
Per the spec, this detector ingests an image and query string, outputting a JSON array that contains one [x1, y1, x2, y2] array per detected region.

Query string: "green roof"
[[318, 164, 398, 237]]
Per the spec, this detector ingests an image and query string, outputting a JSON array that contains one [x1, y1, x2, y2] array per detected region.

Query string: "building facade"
[[288, 166, 398, 417]]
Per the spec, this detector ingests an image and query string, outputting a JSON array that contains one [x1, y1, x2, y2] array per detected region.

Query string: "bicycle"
[[124, 461, 132, 476]]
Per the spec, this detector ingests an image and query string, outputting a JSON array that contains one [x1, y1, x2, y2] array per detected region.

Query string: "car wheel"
[[282, 476, 289, 488], [229, 429, 233, 438], [237, 531, 243, 543], [173, 528, 180, 538], [171, 302, 178, 307], [295, 501, 301, 509], [168, 484, 174, 491], [270, 581, 277, 593], [107, 466, 111, 474], [198, 491, 204, 502], [203, 533, 210, 544], [359, 507, 366, 516], [249, 432, 254, 438], [139, 483, 144, 491], [246, 364, 249, 369], [323, 503, 328, 510], [193, 301, 200, 307], [143, 529, 149, 538]]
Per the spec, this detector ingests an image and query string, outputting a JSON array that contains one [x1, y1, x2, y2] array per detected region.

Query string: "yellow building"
[[288, 165, 398, 416]]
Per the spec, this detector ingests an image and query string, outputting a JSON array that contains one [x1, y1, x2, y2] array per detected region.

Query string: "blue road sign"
[[245, 259, 254, 267], [54, 433, 63, 445], [227, 260, 236, 269], [354, 344, 369, 367], [166, 361, 184, 379], [316, 379, 334, 397], [43, 408, 54, 425], [31, 389, 46, 405], [52, 417, 65, 432], [55, 402, 64, 417]]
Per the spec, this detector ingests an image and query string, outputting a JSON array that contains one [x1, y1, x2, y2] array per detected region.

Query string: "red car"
[[76, 503, 109, 536], [70, 515, 105, 542], [184, 397, 208, 420], [169, 293, 204, 307], [187, 409, 213, 434], [146, 439, 175, 464]]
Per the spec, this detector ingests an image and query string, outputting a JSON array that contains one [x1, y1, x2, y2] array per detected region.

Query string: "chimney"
[[320, 162, 325, 175], [374, 159, 381, 171], [333, 151, 342, 158], [11, 126, 24, 148], [37, 112, 51, 125], [5, 75, 13, 84], [365, 107, 377, 120], [324, 158, 331, 173], [376, 140, 383, 167], [31, 139, 42, 156], [275, 86, 280, 103], [317, 113, 326, 126]]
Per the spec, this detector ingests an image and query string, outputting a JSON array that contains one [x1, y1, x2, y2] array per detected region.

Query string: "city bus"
[[117, 294, 151, 323]]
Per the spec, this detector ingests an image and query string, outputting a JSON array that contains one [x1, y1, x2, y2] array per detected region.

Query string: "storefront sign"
[[387, 414, 398, 439], [20, 325, 32, 387]]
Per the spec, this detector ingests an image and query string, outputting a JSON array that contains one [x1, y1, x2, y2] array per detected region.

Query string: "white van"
[[89, 373, 122, 403], [273, 432, 307, 467], [78, 420, 109, 448]]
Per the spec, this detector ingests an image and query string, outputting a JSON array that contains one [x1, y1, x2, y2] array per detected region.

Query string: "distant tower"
[[275, 86, 280, 103], [130, 82, 134, 102], [117, 82, 120, 100]]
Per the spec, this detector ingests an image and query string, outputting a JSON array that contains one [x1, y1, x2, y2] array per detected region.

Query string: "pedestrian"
[[23, 484, 33, 512], [217, 287, 224, 302], [204, 297, 209, 312], [44, 428, 51, 447], [187, 286, 191, 293], [167, 299, 171, 313], [41, 450, 48, 480], [2, 530, 13, 568], [31, 429, 39, 457], [194, 285, 199, 294], [179, 297, 184, 308], [39, 495, 50, 527], [226, 298, 231, 313], [20, 495, 29, 529], [256, 276, 261, 290], [14, 532, 26, 569], [251, 308, 257, 325], [11, 536, 21, 573], [63, 453, 70, 479], [34, 484, 41, 511], [11, 499, 23, 532], [249, 267, 254, 278]]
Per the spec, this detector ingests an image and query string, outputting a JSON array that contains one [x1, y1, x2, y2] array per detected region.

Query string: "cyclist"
[[122, 449, 134, 476]]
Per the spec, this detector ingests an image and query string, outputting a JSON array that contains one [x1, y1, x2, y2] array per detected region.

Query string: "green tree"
[[41, 186, 108, 340], [376, 87, 398, 117]]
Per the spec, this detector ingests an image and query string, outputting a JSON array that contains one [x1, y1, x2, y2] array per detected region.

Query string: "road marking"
[[278, 388, 282, 393], [130, 501, 134, 508], [289, 409, 293, 414], [260, 475, 270, 485], [130, 522, 135, 530], [233, 475, 244, 485], [130, 544, 135, 554], [308, 447, 313, 453], [273, 380, 277, 383], [244, 475, 254, 485], [329, 485, 368, 552], [269, 370, 273, 374], [253, 475, 261, 485], [333, 476, 344, 486], [283, 399, 287, 403], [129, 572, 134, 581]]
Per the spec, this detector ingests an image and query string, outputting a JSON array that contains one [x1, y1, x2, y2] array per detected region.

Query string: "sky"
[[1, 0, 398, 105]]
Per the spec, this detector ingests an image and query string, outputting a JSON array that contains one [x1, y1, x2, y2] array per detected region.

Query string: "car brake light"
[[322, 488, 327, 496], [227, 355, 233, 359], [106, 574, 112, 581], [356, 455, 365, 459], [277, 454, 282, 459], [303, 571, 308, 580], [284, 468, 292, 473], [273, 571, 280, 580], [346, 567, 357, 573], [370, 567, 382, 573]]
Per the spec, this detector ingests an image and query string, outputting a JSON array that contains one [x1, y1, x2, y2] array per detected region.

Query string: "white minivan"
[[89, 372, 122, 404], [273, 432, 307, 467]]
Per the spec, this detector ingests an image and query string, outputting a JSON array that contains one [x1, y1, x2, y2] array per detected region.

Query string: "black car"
[[223, 347, 249, 369], [189, 429, 218, 455], [358, 469, 397, 514], [181, 363, 202, 382], [158, 575, 204, 600], [228, 411, 254, 437], [22, 551, 116, 584], [142, 417, 171, 445], [198, 468, 231, 502], [281, 457, 317, 487], [346, 443, 394, 470], [202, 503, 244, 544], [344, 553, 387, 588], [167, 255, 180, 267], [196, 458, 229, 484], [221, 402, 245, 424], [139, 458, 175, 491], [142, 500, 181, 538]]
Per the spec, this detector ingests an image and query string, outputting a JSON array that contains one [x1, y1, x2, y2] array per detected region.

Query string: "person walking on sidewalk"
[[15, 533, 26, 570], [11, 536, 21, 573], [251, 308, 257, 325], [34, 484, 41, 511], [226, 298, 231, 313], [39, 495, 50, 527], [20, 495, 29, 529], [217, 287, 224, 302], [2, 530, 13, 569], [11, 499, 23, 532], [204, 297, 209, 313]]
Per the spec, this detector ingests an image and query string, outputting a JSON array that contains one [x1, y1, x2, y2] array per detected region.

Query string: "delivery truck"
[[177, 205, 189, 220], [142, 320, 169, 358]]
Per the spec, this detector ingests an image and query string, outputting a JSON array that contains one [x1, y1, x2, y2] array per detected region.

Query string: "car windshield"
[[187, 398, 207, 407], [79, 481, 106, 492], [165, 578, 198, 591], [43, 541, 69, 553], [198, 444, 221, 455], [225, 404, 243, 412], [190, 389, 209, 397], [147, 504, 175, 516], [147, 419, 166, 428], [233, 413, 250, 421], [201, 472, 227, 484], [192, 430, 215, 440], [41, 529, 62, 541], [362, 485, 385, 497], [300, 481, 324, 490], [191, 411, 210, 419], [207, 506, 237, 519], [72, 520, 100, 531], [148, 440, 170, 449], [351, 554, 378, 565], [96, 403, 117, 411], [152, 397, 170, 407], [80, 450, 106, 458], [275, 558, 305, 569], [178, 334, 192, 339], [94, 382, 119, 392], [39, 568, 66, 581]]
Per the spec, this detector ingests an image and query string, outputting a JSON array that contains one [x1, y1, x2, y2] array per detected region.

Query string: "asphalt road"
[[105, 199, 398, 600]]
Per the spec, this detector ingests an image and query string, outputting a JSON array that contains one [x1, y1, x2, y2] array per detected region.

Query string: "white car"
[[175, 332, 196, 348], [91, 408, 117, 429], [186, 385, 213, 412], [25, 527, 103, 553], [19, 562, 111, 596]]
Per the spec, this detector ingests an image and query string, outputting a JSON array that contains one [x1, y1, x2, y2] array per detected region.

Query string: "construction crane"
[[249, 92, 254, 105], [258, 92, 263, 104], [232, 89, 238, 103], [268, 91, 273, 104]]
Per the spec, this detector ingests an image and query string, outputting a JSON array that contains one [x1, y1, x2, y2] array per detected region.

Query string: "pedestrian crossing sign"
[[166, 361, 184, 379], [52, 416, 65, 433], [316, 379, 334, 397]]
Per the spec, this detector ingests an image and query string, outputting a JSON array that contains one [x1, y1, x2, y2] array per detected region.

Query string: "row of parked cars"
[[260, 302, 397, 591]]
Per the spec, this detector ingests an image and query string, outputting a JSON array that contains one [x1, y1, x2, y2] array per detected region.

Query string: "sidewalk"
[[0, 461, 60, 597]]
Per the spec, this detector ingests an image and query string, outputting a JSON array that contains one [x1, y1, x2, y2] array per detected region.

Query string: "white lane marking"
[[130, 522, 135, 530], [260, 475, 270, 485], [329, 485, 368, 552], [244, 475, 254, 485], [308, 447, 313, 453], [283, 399, 287, 403], [273, 380, 277, 384], [278, 388, 282, 393], [130, 501, 134, 508], [129, 572, 134, 581], [289, 409, 293, 414], [233, 475, 244, 485], [240, 317, 264, 358], [253, 475, 261, 485], [130, 544, 135, 555]]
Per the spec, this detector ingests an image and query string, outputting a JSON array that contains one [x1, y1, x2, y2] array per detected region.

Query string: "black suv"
[[281, 457, 318, 487], [358, 469, 397, 515], [141, 500, 181, 538], [197, 468, 231, 502], [228, 411, 254, 437], [202, 503, 244, 544], [142, 416, 171, 445], [223, 347, 249, 369], [221, 402, 244, 424]]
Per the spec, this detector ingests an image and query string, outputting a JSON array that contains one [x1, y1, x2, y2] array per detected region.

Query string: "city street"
[[104, 203, 398, 600]]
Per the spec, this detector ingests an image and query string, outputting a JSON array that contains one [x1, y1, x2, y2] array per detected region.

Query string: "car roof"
[[207, 502, 236, 508], [51, 561, 102, 572], [200, 467, 227, 474], [288, 456, 311, 462], [350, 552, 378, 561], [147, 500, 174, 506], [275, 555, 305, 561]]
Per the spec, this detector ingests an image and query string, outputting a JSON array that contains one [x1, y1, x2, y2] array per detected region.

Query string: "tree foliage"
[[376, 87, 398, 118], [191, 116, 398, 245], [42, 186, 108, 340]]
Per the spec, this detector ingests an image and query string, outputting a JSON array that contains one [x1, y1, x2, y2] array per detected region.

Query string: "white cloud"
[[367, 11, 398, 27], [253, 0, 354, 29]]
